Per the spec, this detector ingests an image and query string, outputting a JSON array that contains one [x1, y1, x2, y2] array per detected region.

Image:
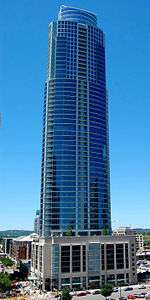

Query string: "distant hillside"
[[0, 230, 33, 238], [135, 228, 150, 234]]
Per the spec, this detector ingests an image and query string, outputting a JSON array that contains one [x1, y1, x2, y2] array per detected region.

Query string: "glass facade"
[[52, 244, 59, 277], [106, 244, 114, 270], [116, 244, 124, 269], [40, 6, 111, 237], [61, 246, 70, 273], [72, 245, 81, 272], [88, 243, 100, 274]]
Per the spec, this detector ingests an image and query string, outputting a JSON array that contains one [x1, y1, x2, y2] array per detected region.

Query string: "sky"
[[1, 0, 150, 231]]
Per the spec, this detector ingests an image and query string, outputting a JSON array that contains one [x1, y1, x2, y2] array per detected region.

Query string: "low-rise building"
[[136, 234, 144, 252], [11, 234, 39, 262], [113, 227, 135, 236], [31, 235, 137, 290], [113, 227, 144, 252], [4, 238, 13, 256]]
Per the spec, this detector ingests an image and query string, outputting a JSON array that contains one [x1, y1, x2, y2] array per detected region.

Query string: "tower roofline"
[[58, 5, 97, 27], [60, 5, 97, 18]]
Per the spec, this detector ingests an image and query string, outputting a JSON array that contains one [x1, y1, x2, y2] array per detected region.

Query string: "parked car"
[[124, 287, 133, 291], [92, 290, 101, 295], [86, 291, 91, 295], [138, 286, 146, 290], [113, 287, 119, 292], [119, 297, 127, 300], [134, 293, 145, 298], [77, 292, 87, 297], [127, 294, 136, 299]]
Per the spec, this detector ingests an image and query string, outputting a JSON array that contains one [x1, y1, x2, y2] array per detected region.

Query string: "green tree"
[[102, 228, 109, 236], [66, 225, 73, 236], [0, 257, 13, 267], [62, 288, 72, 300], [101, 283, 113, 297], [0, 272, 11, 292]]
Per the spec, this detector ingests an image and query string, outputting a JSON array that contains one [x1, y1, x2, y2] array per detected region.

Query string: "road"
[[111, 284, 150, 299], [1, 284, 150, 300]]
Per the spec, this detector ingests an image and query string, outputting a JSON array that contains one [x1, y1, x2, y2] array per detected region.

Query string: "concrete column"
[[81, 245, 83, 273], [114, 243, 117, 285], [100, 244, 102, 287], [70, 245, 72, 289], [58, 244, 61, 290], [32, 244, 34, 271], [38, 245, 40, 272], [104, 243, 107, 284], [26, 243, 29, 260], [86, 243, 88, 289], [123, 243, 126, 284]]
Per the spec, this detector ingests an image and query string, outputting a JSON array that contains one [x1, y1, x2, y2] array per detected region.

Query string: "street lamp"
[[119, 283, 122, 299]]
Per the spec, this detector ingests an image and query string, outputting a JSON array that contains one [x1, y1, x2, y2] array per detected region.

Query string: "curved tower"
[[40, 6, 111, 237]]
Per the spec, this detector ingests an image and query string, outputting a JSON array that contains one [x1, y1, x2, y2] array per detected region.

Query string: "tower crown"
[[58, 5, 97, 27]]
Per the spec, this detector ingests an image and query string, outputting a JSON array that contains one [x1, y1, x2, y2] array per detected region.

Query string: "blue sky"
[[1, 0, 150, 230]]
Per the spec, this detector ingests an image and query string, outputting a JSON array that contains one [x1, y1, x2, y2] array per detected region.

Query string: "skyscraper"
[[40, 6, 111, 237], [31, 7, 138, 290]]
